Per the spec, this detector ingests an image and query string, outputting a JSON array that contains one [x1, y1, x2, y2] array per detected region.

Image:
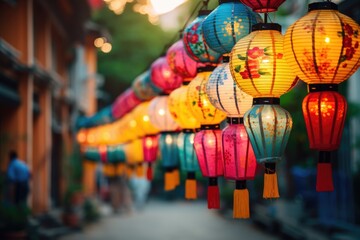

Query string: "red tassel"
[[316, 162, 334, 192], [147, 166, 153, 181], [207, 186, 220, 209]]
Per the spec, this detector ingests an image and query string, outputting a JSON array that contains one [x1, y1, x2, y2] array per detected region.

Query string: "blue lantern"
[[107, 145, 126, 164], [202, 1, 261, 55]]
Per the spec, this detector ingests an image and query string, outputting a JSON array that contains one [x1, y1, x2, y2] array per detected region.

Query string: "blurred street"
[[60, 200, 276, 240]]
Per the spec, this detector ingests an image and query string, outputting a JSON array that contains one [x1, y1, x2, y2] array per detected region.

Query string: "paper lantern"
[[124, 139, 145, 178], [112, 88, 142, 119], [99, 145, 108, 163], [84, 146, 101, 162], [284, 2, 360, 85], [177, 131, 200, 200], [142, 135, 159, 181], [240, 0, 285, 13], [133, 101, 159, 136], [168, 84, 201, 130], [206, 60, 253, 117], [159, 132, 180, 191], [132, 71, 162, 101], [230, 23, 298, 98], [202, 1, 260, 54], [148, 96, 179, 132], [222, 118, 256, 218], [150, 56, 183, 94], [166, 40, 198, 80], [187, 67, 227, 125], [244, 102, 292, 198], [194, 126, 223, 209], [107, 145, 126, 164], [183, 10, 222, 63]]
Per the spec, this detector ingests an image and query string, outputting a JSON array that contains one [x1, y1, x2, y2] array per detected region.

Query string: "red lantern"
[[240, 0, 285, 13], [222, 118, 257, 218], [142, 135, 159, 181], [193, 125, 223, 209], [112, 88, 142, 119], [150, 56, 183, 94], [302, 86, 347, 191]]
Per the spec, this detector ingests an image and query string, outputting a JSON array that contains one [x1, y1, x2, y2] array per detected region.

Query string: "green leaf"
[[339, 55, 347, 63], [237, 54, 246, 61], [264, 47, 271, 52], [264, 52, 273, 56], [258, 69, 271, 75], [192, 101, 196, 106], [234, 65, 241, 73]]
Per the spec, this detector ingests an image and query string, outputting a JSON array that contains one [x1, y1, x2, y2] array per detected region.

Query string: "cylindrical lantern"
[[132, 71, 162, 101], [222, 119, 256, 218], [284, 2, 360, 192], [166, 40, 198, 80], [202, 1, 260, 54], [142, 134, 159, 181], [150, 56, 183, 94], [240, 0, 285, 13], [107, 145, 126, 164], [183, 10, 222, 63]]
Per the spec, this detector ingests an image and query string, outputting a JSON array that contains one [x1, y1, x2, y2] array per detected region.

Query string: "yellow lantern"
[[230, 23, 298, 98], [187, 67, 227, 126], [132, 101, 159, 136], [77, 129, 87, 145], [124, 139, 145, 177], [168, 84, 201, 130], [284, 2, 360, 84]]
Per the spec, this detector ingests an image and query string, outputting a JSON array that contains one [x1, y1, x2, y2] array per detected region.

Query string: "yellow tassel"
[[233, 189, 250, 219], [173, 169, 180, 187], [164, 172, 174, 191], [136, 164, 145, 177], [116, 163, 125, 176], [126, 166, 133, 178], [185, 179, 197, 200], [263, 173, 280, 199]]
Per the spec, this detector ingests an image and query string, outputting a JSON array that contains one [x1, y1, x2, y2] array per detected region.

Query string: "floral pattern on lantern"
[[240, 0, 285, 13], [132, 71, 162, 101], [202, 1, 261, 54], [230, 24, 298, 98], [150, 56, 183, 94], [206, 62, 253, 117], [284, 2, 360, 84], [166, 40, 198, 80], [183, 10, 222, 63]]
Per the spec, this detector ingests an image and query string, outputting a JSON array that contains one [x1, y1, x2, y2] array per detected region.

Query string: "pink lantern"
[[194, 126, 223, 209], [142, 134, 159, 181], [111, 88, 142, 119], [150, 57, 183, 94], [240, 0, 285, 13], [166, 40, 198, 81]]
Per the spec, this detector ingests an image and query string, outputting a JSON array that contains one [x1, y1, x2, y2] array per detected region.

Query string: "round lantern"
[[284, 2, 360, 192], [107, 145, 126, 164], [230, 23, 298, 98], [166, 40, 198, 80], [124, 139, 145, 178], [202, 1, 260, 54], [112, 88, 142, 119], [132, 71, 162, 101], [142, 134, 159, 181], [244, 101, 292, 198], [148, 96, 179, 132], [240, 0, 285, 13], [150, 56, 183, 94], [133, 101, 159, 136], [206, 59, 253, 117], [84, 146, 101, 162], [183, 10, 222, 63], [222, 119, 256, 218], [159, 132, 180, 191]]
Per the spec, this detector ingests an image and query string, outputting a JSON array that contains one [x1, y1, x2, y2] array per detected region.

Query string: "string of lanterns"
[[77, 0, 360, 219]]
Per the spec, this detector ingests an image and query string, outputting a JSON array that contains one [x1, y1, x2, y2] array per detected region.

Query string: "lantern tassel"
[[263, 163, 280, 199], [164, 168, 174, 191], [146, 163, 153, 181], [136, 164, 145, 178], [207, 177, 220, 209], [233, 180, 250, 219], [185, 172, 197, 200], [173, 168, 180, 187], [316, 151, 334, 192]]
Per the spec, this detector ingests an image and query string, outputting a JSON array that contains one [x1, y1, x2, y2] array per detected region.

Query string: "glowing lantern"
[[169, 84, 201, 199], [202, 1, 260, 55], [148, 96, 180, 132], [99, 145, 108, 163], [107, 145, 126, 164], [240, 0, 285, 13], [166, 40, 198, 80], [124, 139, 145, 178], [230, 23, 298, 199], [77, 129, 87, 146], [84, 146, 101, 162], [150, 56, 183, 94], [284, 2, 360, 192], [112, 88, 142, 119], [142, 135, 159, 181], [183, 10, 222, 63], [187, 66, 226, 208], [132, 71, 162, 101]]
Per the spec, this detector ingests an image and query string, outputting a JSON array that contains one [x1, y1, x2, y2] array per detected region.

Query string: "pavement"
[[60, 199, 277, 240]]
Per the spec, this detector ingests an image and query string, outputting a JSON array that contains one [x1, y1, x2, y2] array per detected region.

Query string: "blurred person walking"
[[6, 150, 31, 205]]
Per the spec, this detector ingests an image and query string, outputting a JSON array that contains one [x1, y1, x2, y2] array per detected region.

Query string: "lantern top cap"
[[198, 10, 212, 16], [222, 55, 230, 63], [252, 23, 281, 32], [197, 66, 217, 72], [308, 2, 338, 12], [219, 0, 237, 4], [308, 84, 339, 92], [253, 97, 280, 105]]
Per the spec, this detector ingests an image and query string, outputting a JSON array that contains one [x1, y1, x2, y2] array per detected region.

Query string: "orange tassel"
[[164, 171, 174, 191], [233, 188, 250, 218], [173, 168, 180, 187], [263, 173, 280, 199], [185, 179, 197, 200], [136, 164, 145, 177]]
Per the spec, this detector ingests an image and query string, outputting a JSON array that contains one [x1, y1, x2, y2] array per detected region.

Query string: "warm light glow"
[[101, 43, 112, 53], [145, 138, 153, 147], [143, 115, 150, 122], [130, 120, 137, 128], [150, 0, 187, 15], [165, 134, 173, 144], [158, 109, 165, 116], [325, 37, 330, 43], [99, 145, 107, 153], [94, 37, 105, 48], [77, 132, 86, 143]]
